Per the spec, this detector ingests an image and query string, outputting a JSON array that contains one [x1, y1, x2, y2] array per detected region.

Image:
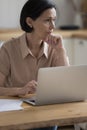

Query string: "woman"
[[0, 0, 69, 129]]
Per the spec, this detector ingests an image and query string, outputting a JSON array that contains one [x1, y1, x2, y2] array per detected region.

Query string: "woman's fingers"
[[45, 34, 63, 49]]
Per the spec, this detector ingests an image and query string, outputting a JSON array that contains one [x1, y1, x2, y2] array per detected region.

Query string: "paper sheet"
[[0, 99, 23, 112]]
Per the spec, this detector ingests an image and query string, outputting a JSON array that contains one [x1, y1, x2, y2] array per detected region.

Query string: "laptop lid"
[[35, 65, 87, 105], [23, 65, 87, 106]]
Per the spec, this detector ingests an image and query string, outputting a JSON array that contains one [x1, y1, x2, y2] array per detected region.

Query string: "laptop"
[[23, 65, 87, 106]]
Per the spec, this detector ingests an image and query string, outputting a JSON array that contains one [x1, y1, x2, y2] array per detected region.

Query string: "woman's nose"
[[50, 21, 55, 30]]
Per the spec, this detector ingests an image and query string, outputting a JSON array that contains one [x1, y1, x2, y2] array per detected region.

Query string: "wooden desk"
[[0, 97, 87, 130]]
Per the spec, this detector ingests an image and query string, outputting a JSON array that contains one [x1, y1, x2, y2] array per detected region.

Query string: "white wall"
[[0, 0, 83, 29], [0, 0, 27, 28]]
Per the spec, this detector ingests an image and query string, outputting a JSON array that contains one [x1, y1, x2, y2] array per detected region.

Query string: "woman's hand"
[[19, 80, 37, 96], [45, 34, 64, 50]]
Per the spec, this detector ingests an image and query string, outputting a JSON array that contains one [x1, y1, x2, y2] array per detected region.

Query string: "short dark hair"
[[20, 0, 56, 32]]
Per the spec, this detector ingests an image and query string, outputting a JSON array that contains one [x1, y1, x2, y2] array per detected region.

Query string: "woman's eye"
[[45, 19, 56, 22], [45, 19, 50, 22]]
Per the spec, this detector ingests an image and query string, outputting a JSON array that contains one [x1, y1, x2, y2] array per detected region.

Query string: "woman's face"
[[31, 8, 56, 40]]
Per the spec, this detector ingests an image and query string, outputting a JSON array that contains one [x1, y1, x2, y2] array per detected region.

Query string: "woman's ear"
[[26, 17, 33, 28]]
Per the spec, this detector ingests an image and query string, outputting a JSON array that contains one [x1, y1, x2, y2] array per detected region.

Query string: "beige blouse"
[[0, 33, 69, 88]]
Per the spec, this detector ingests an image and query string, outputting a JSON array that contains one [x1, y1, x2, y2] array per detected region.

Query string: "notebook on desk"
[[23, 65, 87, 106]]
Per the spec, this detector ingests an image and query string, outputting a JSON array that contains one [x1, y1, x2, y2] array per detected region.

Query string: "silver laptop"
[[23, 65, 87, 106]]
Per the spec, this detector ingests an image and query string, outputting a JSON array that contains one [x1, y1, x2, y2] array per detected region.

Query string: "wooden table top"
[[0, 96, 87, 130]]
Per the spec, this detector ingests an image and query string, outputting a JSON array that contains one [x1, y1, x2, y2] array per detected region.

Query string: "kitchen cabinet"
[[63, 37, 87, 65], [74, 38, 87, 65], [63, 38, 74, 65]]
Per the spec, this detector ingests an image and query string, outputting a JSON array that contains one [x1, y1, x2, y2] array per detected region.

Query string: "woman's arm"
[[0, 72, 37, 96], [46, 34, 70, 66]]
